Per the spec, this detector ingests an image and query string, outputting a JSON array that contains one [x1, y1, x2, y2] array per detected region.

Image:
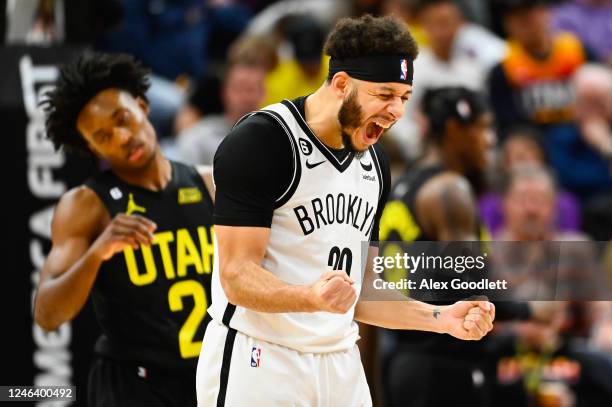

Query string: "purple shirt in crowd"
[[478, 190, 582, 236], [552, 0, 612, 62]]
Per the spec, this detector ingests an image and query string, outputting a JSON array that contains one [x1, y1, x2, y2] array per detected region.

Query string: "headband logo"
[[400, 59, 408, 81], [456, 99, 471, 119]]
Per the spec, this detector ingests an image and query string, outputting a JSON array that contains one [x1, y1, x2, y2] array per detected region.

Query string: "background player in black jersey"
[[34, 53, 215, 407], [379, 86, 559, 407]]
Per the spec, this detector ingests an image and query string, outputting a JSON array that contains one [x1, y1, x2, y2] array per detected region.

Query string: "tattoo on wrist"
[[433, 308, 440, 319]]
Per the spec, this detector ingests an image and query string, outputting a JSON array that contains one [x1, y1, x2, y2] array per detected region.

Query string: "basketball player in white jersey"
[[197, 15, 495, 406]]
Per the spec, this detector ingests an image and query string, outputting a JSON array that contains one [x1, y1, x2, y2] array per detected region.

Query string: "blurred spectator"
[[173, 72, 224, 136], [5, 0, 125, 45], [96, 0, 208, 81], [262, 15, 328, 106], [488, 0, 587, 138], [227, 34, 278, 73], [543, 64, 612, 204], [174, 61, 266, 165], [26, 0, 58, 43], [552, 0, 612, 67], [205, 1, 253, 62], [170, 33, 277, 136], [246, 0, 349, 36], [455, 0, 494, 27], [492, 166, 612, 404], [94, 0, 248, 141], [492, 304, 577, 407], [390, 0, 506, 163], [382, 0, 429, 46], [479, 127, 581, 235], [6, 0, 61, 44], [171, 33, 277, 137], [497, 165, 583, 240], [90, 1, 208, 140]]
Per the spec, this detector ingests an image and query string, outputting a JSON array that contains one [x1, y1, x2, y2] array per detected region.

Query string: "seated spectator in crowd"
[[171, 32, 278, 137], [246, 0, 349, 37], [492, 301, 612, 407], [488, 0, 587, 138], [163, 34, 276, 160], [174, 61, 266, 165], [391, 0, 507, 162], [226, 34, 279, 73], [496, 165, 583, 240], [479, 127, 581, 235], [544, 64, 612, 201], [490, 167, 612, 404], [552, 0, 612, 67], [96, 0, 207, 81], [173, 73, 224, 136], [261, 15, 329, 106]]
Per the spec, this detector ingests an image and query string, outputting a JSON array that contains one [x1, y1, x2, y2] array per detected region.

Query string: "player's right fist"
[[89, 213, 157, 261], [310, 271, 356, 314]]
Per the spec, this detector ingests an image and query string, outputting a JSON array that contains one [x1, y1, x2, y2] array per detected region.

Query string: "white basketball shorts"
[[196, 320, 372, 407]]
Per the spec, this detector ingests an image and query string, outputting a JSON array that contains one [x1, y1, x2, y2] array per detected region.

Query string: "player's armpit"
[[196, 165, 215, 203]]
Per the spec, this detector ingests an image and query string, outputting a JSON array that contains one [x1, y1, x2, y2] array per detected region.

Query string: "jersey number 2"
[[168, 280, 208, 359], [328, 246, 353, 276]]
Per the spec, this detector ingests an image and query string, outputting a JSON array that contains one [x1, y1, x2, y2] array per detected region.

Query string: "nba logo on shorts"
[[400, 59, 408, 81], [250, 347, 261, 367]]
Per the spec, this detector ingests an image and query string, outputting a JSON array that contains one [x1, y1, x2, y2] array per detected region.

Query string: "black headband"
[[327, 55, 414, 85]]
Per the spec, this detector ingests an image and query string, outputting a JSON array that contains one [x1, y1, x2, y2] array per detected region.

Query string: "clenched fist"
[[440, 300, 495, 340], [310, 271, 357, 314]]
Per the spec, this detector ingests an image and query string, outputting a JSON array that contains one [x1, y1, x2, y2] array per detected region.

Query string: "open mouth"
[[127, 145, 145, 162], [363, 121, 386, 145]]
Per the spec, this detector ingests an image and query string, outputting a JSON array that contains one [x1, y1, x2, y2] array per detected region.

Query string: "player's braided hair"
[[324, 14, 419, 61], [41, 52, 150, 154]]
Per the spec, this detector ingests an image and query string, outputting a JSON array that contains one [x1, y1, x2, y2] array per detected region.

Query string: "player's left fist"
[[441, 300, 495, 341]]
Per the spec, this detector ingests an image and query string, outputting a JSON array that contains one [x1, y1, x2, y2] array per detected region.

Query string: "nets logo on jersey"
[[250, 347, 262, 367]]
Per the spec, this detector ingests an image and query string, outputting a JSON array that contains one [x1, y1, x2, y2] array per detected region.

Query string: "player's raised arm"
[[34, 187, 155, 330]]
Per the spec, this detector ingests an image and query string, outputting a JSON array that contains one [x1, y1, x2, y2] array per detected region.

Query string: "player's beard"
[[338, 88, 366, 159]]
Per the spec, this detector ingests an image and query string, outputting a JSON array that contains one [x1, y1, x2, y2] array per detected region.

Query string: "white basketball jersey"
[[209, 100, 385, 353]]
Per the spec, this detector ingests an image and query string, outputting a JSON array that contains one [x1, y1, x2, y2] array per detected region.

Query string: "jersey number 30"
[[168, 280, 208, 359]]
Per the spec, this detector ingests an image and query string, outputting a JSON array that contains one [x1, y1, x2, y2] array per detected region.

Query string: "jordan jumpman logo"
[[126, 193, 146, 215]]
